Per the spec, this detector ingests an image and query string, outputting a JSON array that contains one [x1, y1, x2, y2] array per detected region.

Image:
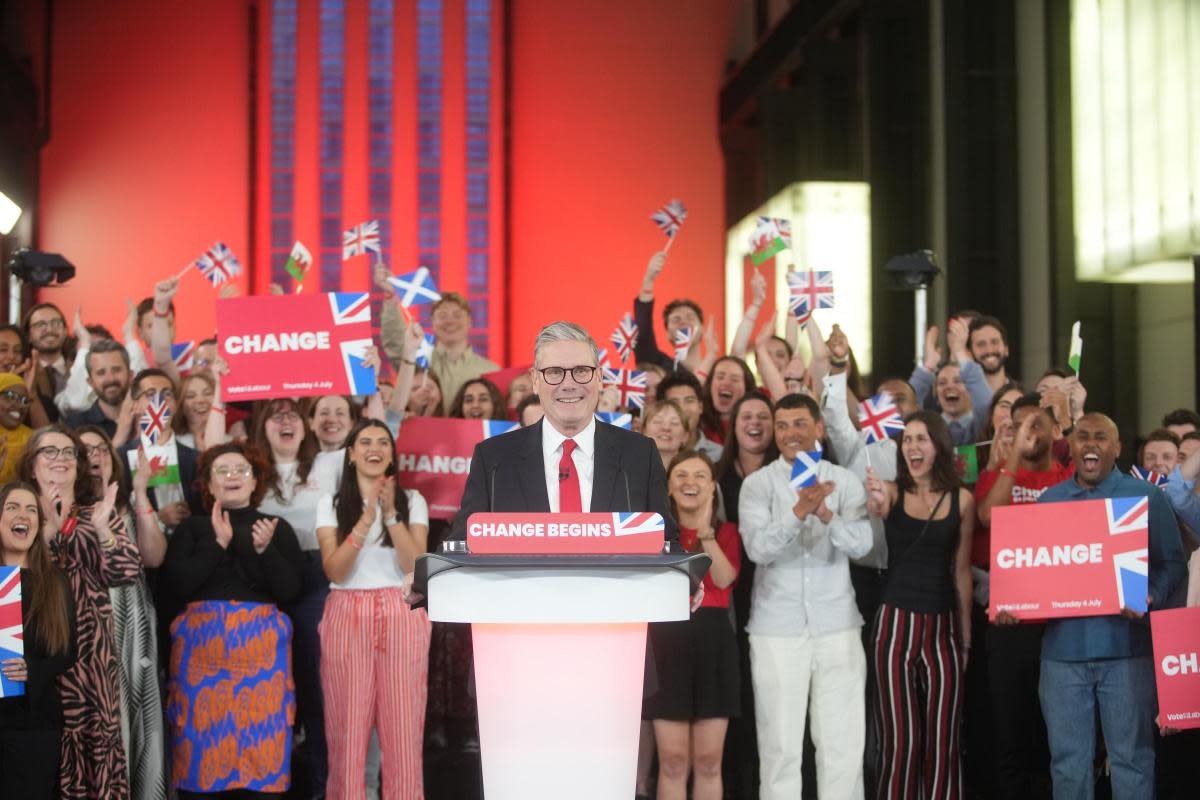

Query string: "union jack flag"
[[0, 566, 23, 698], [750, 216, 791, 265], [650, 199, 688, 238], [859, 392, 904, 445], [596, 411, 633, 430], [329, 292, 372, 325], [139, 390, 172, 447], [602, 367, 648, 409], [342, 220, 382, 260], [610, 314, 639, 365], [1106, 496, 1150, 612], [612, 512, 665, 537], [596, 348, 612, 368], [673, 326, 695, 366], [790, 449, 822, 490], [482, 420, 519, 439], [787, 270, 835, 325], [414, 333, 435, 370], [170, 340, 196, 372], [1129, 466, 1169, 487], [194, 242, 242, 286]]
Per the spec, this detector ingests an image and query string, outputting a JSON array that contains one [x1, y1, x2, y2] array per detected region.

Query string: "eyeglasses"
[[213, 466, 254, 479], [36, 445, 77, 461], [537, 365, 597, 385], [29, 318, 65, 332], [0, 390, 30, 406], [82, 444, 110, 458], [269, 411, 301, 425]]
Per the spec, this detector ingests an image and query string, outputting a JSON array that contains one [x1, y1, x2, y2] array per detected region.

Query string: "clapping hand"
[[251, 517, 278, 554], [794, 481, 835, 522], [212, 500, 233, 549]]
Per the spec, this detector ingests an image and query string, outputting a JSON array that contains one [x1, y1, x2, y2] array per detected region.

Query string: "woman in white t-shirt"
[[316, 418, 430, 800]]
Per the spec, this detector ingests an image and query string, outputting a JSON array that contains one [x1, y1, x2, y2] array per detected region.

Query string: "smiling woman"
[[0, 372, 33, 482]]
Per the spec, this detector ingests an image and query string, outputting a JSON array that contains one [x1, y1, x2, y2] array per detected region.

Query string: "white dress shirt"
[[738, 456, 873, 637], [541, 417, 597, 512]]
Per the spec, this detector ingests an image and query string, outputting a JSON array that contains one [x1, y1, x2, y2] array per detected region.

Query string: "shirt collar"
[[1067, 465, 1121, 496], [542, 416, 597, 460]]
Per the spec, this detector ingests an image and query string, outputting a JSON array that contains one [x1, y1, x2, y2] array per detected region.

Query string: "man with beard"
[[968, 315, 1013, 396], [977, 395, 1074, 800], [22, 303, 70, 393], [1032, 413, 1186, 800], [65, 338, 133, 445]]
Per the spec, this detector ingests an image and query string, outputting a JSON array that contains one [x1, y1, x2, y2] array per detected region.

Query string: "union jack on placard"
[[651, 199, 688, 238], [482, 420, 520, 439], [1129, 466, 1169, 487], [338, 339, 377, 396], [139, 390, 172, 447], [1106, 496, 1150, 536], [0, 566, 23, 698], [1106, 496, 1150, 612], [858, 392, 904, 445], [171, 340, 196, 372], [194, 242, 242, 286], [787, 270, 835, 325], [612, 512, 665, 537], [602, 367, 648, 409], [342, 220, 382, 260], [610, 314, 639, 365], [329, 292, 372, 325]]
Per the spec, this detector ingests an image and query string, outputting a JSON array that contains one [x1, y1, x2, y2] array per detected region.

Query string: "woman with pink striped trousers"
[[316, 419, 431, 799]]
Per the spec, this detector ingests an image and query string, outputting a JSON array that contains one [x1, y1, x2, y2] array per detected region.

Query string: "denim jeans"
[[1038, 657, 1156, 800]]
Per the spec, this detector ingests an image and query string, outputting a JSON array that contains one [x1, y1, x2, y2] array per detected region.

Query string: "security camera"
[[884, 250, 940, 290]]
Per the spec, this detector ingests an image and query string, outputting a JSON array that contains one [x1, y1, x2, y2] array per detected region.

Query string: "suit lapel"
[[590, 423, 621, 512], [516, 420, 551, 512]]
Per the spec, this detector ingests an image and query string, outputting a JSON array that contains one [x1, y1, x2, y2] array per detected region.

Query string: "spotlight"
[[0, 191, 20, 235], [7, 249, 76, 287], [883, 250, 940, 290]]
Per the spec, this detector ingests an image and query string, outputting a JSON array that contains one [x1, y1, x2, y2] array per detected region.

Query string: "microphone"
[[619, 467, 632, 512], [488, 463, 499, 513]]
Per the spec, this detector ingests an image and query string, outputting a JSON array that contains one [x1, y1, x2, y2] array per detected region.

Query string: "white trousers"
[[750, 628, 867, 799]]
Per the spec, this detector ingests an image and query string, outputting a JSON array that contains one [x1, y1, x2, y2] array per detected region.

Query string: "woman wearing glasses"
[[17, 424, 144, 799], [0, 371, 34, 482], [251, 398, 343, 798], [163, 442, 305, 797]]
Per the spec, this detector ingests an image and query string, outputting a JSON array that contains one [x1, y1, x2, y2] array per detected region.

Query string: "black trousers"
[[0, 726, 61, 800], [986, 624, 1051, 800]]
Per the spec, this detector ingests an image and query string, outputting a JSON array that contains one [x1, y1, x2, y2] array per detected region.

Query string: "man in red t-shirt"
[[975, 394, 1073, 800]]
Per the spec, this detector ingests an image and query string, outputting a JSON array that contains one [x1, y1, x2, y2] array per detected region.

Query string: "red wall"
[[506, 1, 731, 364], [38, 0, 250, 341]]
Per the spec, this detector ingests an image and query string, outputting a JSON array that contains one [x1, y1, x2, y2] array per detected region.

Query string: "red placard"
[[467, 512, 665, 555], [394, 417, 520, 519], [1152, 606, 1200, 730], [216, 292, 376, 402], [481, 364, 533, 398], [989, 497, 1149, 621]]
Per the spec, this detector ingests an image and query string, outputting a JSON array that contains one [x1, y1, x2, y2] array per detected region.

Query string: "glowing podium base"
[[415, 551, 709, 800]]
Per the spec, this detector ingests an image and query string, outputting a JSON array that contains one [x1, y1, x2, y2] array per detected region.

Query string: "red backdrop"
[[37, 1, 730, 363]]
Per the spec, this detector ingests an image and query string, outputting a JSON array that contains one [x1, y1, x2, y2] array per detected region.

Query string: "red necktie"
[[558, 439, 582, 513]]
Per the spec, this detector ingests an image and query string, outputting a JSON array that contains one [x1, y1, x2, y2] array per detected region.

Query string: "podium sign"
[[989, 497, 1149, 620], [1152, 606, 1200, 730], [466, 512, 665, 555]]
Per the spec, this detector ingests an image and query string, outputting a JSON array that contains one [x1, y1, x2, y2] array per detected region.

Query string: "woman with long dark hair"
[[18, 424, 144, 799], [162, 441, 305, 797], [699, 357, 754, 445], [446, 377, 506, 420], [865, 411, 975, 799], [0, 481, 76, 799], [316, 418, 431, 798]]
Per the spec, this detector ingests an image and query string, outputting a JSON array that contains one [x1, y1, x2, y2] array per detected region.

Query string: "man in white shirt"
[[739, 392, 873, 799]]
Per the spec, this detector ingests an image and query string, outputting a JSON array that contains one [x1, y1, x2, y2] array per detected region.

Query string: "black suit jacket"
[[449, 419, 678, 542]]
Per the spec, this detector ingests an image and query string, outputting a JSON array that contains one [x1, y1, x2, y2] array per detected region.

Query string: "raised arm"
[[730, 269, 766, 359], [752, 312, 787, 399], [150, 278, 182, 385]]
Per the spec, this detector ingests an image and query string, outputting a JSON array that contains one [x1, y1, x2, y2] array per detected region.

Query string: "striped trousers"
[[872, 604, 965, 800], [319, 588, 432, 800]]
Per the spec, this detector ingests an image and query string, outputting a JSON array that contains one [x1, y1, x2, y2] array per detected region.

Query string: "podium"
[[414, 536, 709, 800]]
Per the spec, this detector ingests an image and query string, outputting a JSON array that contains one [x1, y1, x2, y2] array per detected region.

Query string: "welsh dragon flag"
[[285, 241, 313, 283]]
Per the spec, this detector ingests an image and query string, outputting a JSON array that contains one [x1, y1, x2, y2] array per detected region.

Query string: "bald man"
[[1033, 413, 1186, 800]]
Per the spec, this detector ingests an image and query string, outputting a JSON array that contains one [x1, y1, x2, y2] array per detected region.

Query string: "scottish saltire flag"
[[610, 314, 639, 365], [602, 367, 648, 409], [139, 390, 172, 447], [1130, 466, 1169, 487], [171, 340, 196, 372], [127, 444, 181, 490], [790, 449, 822, 490], [673, 326, 695, 366], [0, 566, 24, 698], [342, 220, 382, 260], [612, 512, 665, 537], [482, 420, 520, 439], [284, 240, 313, 283], [859, 392, 904, 444], [750, 217, 792, 265], [651, 199, 688, 238], [596, 411, 633, 430], [194, 242, 242, 286], [388, 266, 442, 307], [1106, 496, 1150, 612], [787, 269, 835, 325], [414, 333, 435, 370]]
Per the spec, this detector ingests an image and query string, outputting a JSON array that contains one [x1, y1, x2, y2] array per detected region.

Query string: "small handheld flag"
[[596, 411, 633, 430], [859, 392, 904, 444], [342, 220, 382, 260], [194, 242, 242, 287], [1068, 321, 1083, 377], [139, 390, 172, 447], [610, 313, 639, 365], [414, 333, 435, 370], [602, 367, 648, 409], [170, 341, 196, 373], [787, 269, 835, 326], [388, 266, 442, 307], [673, 326, 695, 367], [482, 420, 520, 439], [651, 199, 688, 239], [1130, 465, 1169, 487], [955, 443, 981, 485], [790, 449, 822, 490], [750, 217, 792, 265], [284, 241, 313, 283]]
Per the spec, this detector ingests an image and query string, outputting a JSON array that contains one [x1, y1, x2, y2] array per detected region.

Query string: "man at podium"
[[450, 321, 678, 540]]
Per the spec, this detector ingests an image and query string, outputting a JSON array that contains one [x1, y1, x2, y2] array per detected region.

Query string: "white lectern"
[[414, 546, 709, 800]]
